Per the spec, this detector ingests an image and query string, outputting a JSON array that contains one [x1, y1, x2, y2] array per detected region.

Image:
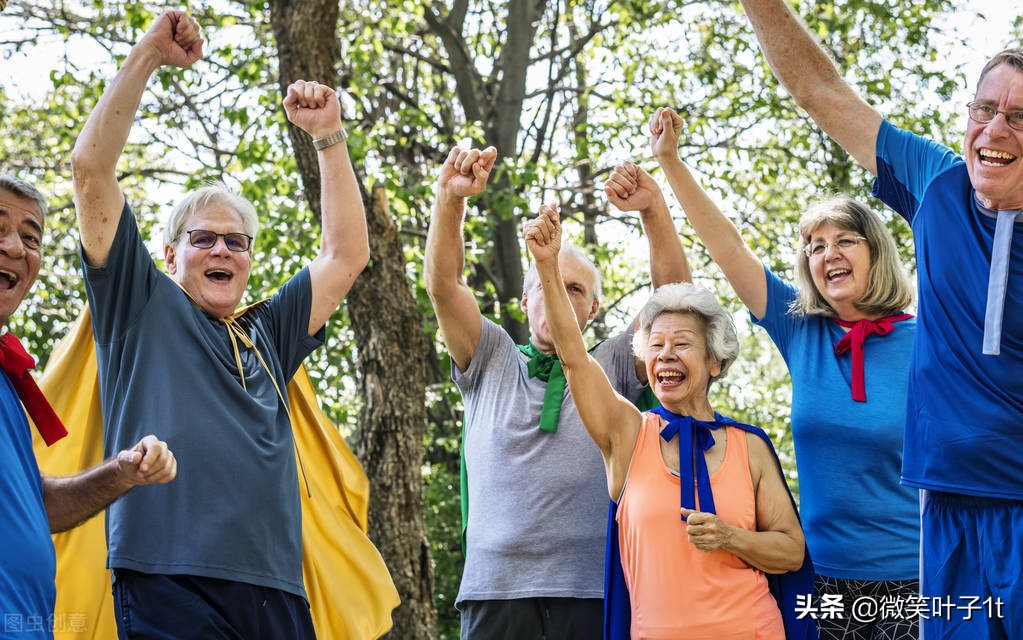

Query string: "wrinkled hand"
[[524, 203, 562, 265], [603, 161, 663, 212], [140, 11, 203, 69], [116, 435, 177, 487], [437, 146, 498, 199], [681, 508, 733, 552], [649, 107, 684, 162], [283, 80, 343, 139]]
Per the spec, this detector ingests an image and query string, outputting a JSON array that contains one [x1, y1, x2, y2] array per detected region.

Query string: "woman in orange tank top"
[[525, 204, 807, 639]]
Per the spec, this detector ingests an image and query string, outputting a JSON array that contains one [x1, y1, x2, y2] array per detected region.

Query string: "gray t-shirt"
[[454, 318, 643, 604], [83, 203, 323, 597]]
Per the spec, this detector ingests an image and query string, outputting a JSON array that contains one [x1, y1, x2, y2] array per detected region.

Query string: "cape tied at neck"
[[0, 332, 68, 445], [650, 405, 748, 519], [170, 281, 312, 496], [517, 341, 565, 433], [833, 314, 913, 402]]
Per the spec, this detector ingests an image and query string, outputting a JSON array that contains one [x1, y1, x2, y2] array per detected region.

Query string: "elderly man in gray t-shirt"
[[425, 146, 689, 639]]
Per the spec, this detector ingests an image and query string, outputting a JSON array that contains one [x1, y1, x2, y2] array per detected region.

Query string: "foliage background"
[[2, 1, 1020, 637]]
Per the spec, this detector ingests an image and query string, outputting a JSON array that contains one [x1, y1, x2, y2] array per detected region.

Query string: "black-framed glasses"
[[967, 101, 1023, 131], [185, 229, 253, 252], [803, 235, 867, 258]]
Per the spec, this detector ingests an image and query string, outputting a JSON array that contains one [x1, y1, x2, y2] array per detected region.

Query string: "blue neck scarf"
[[648, 405, 752, 519]]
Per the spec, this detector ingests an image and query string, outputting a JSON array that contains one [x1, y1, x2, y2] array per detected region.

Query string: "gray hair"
[[0, 175, 49, 224], [523, 243, 603, 301], [632, 282, 739, 383], [792, 195, 913, 317], [163, 183, 259, 247], [978, 49, 1023, 89]]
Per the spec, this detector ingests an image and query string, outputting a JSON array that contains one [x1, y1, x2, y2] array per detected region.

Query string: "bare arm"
[[651, 108, 768, 318], [604, 161, 691, 382], [71, 11, 203, 267], [738, 0, 883, 173], [681, 433, 804, 573], [423, 147, 497, 371], [43, 435, 176, 533], [284, 81, 370, 336], [525, 204, 642, 499]]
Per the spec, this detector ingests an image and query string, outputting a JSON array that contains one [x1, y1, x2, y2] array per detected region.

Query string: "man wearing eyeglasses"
[[70, 10, 368, 639], [736, 2, 1023, 638]]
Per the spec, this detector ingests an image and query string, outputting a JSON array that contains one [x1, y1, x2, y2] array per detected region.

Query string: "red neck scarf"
[[0, 332, 68, 445], [833, 314, 914, 402]]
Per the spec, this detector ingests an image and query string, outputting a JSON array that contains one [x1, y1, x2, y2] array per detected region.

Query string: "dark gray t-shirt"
[[83, 203, 322, 597], [454, 318, 643, 604]]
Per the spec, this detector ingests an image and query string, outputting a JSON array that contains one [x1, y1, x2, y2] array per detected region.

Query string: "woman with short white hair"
[[524, 203, 806, 640]]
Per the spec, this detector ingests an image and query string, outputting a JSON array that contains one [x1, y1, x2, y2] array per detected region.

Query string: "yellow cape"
[[31, 306, 399, 639]]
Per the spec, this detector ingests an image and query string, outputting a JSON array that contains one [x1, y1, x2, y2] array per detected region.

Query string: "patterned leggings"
[[814, 574, 920, 640]]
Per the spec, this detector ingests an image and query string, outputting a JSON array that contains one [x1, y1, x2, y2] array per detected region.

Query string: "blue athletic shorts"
[[921, 491, 1022, 640]]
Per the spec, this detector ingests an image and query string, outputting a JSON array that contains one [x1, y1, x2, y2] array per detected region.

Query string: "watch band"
[[312, 127, 348, 151]]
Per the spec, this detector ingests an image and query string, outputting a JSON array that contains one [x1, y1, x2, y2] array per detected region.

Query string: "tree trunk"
[[269, 4, 437, 638], [348, 187, 437, 640]]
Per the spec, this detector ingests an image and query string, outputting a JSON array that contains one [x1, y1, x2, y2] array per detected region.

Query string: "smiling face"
[[965, 63, 1023, 210], [0, 190, 43, 326], [644, 312, 720, 417], [806, 222, 872, 320], [164, 204, 252, 319], [521, 252, 600, 354]]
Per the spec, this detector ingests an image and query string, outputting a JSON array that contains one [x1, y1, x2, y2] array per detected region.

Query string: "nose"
[[985, 111, 1013, 138], [823, 242, 843, 260], [208, 236, 232, 255], [0, 228, 26, 258], [657, 343, 675, 361]]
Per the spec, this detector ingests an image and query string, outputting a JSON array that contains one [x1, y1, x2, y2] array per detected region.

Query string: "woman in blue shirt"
[[613, 107, 920, 640]]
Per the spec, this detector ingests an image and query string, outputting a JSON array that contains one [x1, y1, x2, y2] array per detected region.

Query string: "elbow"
[[766, 542, 805, 575], [70, 146, 107, 190]]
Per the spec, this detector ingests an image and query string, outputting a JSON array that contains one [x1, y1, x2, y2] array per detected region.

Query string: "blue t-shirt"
[[752, 268, 918, 580], [873, 120, 1023, 499], [0, 373, 56, 639], [83, 203, 323, 597]]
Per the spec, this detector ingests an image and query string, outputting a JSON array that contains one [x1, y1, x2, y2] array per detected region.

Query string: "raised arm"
[[283, 81, 370, 336], [651, 108, 768, 318], [524, 204, 642, 499], [738, 0, 883, 173], [423, 147, 497, 371], [604, 161, 691, 288], [71, 11, 203, 267], [681, 434, 804, 573], [43, 435, 176, 533]]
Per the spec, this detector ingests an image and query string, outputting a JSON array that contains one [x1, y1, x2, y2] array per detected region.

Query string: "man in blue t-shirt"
[[69, 11, 369, 640], [737, 2, 1023, 637], [0, 175, 177, 640]]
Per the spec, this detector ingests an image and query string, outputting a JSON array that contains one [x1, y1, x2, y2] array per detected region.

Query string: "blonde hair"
[[792, 195, 913, 317]]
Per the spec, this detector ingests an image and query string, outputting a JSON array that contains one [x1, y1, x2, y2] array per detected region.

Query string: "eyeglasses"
[[185, 229, 253, 252], [803, 235, 866, 257], [966, 101, 1023, 131]]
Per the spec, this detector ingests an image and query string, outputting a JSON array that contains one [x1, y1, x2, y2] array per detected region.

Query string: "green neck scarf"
[[517, 341, 565, 434]]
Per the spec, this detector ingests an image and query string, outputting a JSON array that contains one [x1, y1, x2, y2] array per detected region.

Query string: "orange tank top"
[[617, 413, 784, 640]]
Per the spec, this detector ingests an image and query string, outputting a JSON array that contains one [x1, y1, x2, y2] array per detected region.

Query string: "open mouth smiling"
[[205, 269, 233, 283], [979, 148, 1017, 167], [657, 370, 685, 386], [826, 268, 851, 282], [0, 269, 20, 290]]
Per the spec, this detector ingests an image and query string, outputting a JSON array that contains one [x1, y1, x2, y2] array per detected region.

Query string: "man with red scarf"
[[0, 174, 176, 640]]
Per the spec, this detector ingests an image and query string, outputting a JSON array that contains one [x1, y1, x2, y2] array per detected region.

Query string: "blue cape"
[[603, 410, 818, 640]]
